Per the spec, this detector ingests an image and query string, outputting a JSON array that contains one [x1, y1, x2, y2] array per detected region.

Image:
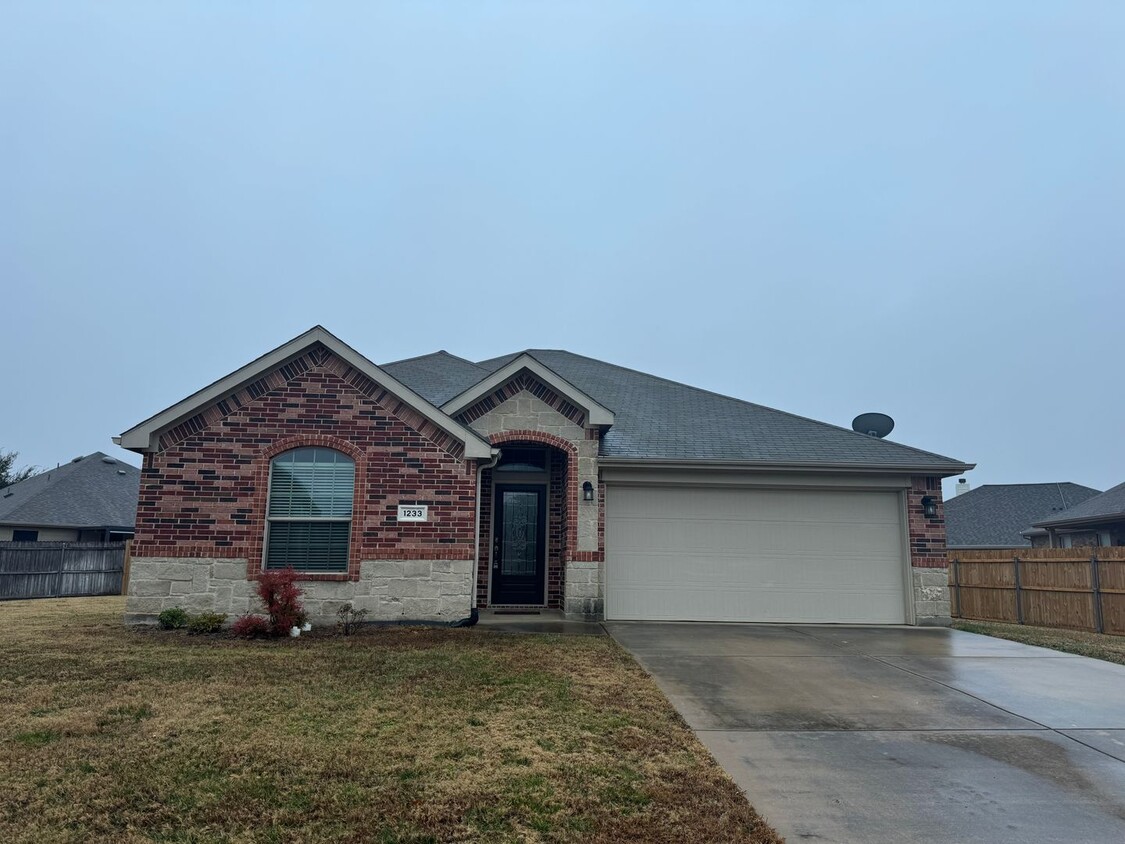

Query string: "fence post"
[[121, 539, 133, 596], [1013, 556, 1024, 625], [951, 558, 961, 619], [1091, 553, 1104, 634]]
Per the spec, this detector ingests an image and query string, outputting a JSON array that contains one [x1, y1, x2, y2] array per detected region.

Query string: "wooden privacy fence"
[[0, 541, 129, 601], [949, 547, 1125, 635]]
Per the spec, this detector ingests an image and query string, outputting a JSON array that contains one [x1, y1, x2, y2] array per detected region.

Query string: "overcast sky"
[[2, 2, 1121, 499]]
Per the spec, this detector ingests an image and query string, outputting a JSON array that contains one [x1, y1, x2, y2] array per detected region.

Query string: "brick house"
[[117, 326, 972, 626]]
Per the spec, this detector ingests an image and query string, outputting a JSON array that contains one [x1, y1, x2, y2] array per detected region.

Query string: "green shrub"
[[186, 612, 227, 635], [156, 608, 189, 630]]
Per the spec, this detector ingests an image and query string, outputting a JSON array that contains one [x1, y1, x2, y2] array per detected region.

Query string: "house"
[[116, 326, 972, 627], [1027, 481, 1125, 548], [0, 452, 140, 542], [944, 482, 1101, 550]]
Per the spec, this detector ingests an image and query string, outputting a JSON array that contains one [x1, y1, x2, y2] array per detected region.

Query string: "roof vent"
[[102, 457, 116, 464], [118, 469, 127, 475], [851, 413, 895, 439], [71, 456, 84, 463]]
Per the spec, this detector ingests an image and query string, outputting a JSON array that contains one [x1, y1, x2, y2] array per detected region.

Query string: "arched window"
[[265, 447, 355, 572]]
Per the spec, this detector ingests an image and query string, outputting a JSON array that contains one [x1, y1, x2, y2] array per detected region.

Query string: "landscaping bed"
[[953, 619, 1125, 666], [0, 597, 781, 843]]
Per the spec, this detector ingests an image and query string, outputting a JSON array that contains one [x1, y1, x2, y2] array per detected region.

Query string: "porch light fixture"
[[582, 481, 595, 502], [921, 496, 938, 519]]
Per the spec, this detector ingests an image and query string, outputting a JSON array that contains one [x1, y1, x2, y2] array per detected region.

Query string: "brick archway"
[[482, 430, 579, 609], [489, 430, 580, 555]]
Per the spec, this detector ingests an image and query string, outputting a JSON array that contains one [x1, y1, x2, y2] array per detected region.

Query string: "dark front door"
[[492, 484, 547, 605]]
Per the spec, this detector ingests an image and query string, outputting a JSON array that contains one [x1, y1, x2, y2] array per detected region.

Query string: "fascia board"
[[596, 457, 975, 477]]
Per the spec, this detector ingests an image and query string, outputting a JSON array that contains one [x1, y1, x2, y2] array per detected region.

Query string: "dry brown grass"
[[0, 597, 781, 843], [953, 619, 1125, 666]]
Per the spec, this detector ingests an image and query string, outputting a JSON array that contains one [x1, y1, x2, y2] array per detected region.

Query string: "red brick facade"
[[132, 348, 478, 580], [908, 475, 947, 568]]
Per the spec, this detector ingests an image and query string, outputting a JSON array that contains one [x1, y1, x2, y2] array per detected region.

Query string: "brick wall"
[[132, 352, 477, 580], [908, 475, 947, 568]]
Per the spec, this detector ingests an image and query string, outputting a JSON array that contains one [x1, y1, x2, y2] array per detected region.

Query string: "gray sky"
[[3, 2, 1122, 499]]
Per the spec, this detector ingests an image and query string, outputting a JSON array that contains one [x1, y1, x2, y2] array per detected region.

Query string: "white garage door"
[[605, 485, 908, 623]]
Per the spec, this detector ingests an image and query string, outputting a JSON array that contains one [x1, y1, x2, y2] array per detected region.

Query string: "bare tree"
[[0, 450, 37, 489]]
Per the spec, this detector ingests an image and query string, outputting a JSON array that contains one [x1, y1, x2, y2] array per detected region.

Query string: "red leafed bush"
[[231, 614, 271, 638], [256, 567, 307, 635]]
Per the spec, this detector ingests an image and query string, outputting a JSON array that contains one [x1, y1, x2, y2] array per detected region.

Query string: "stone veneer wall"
[[908, 476, 951, 625], [125, 558, 474, 626]]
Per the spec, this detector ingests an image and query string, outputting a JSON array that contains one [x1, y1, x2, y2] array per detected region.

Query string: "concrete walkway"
[[607, 622, 1125, 844]]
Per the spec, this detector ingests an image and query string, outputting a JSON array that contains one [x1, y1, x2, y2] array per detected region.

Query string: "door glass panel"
[[502, 491, 539, 576]]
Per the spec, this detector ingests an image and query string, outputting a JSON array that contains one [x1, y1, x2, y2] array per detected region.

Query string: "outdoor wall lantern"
[[582, 481, 595, 502], [921, 496, 938, 519]]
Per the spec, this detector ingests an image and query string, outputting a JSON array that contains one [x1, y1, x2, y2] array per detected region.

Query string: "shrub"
[[186, 612, 227, 634], [255, 568, 307, 636], [336, 603, 369, 636], [231, 614, 271, 638], [156, 608, 188, 630]]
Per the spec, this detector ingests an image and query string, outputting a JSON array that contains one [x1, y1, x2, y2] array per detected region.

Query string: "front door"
[[492, 484, 547, 605]]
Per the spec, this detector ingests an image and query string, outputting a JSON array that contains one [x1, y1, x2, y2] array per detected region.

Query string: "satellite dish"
[[852, 412, 895, 439]]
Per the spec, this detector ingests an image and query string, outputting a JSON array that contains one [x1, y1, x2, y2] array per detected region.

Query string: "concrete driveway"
[[606, 622, 1125, 844]]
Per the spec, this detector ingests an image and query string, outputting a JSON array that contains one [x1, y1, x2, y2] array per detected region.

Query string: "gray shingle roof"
[[944, 483, 1102, 549], [383, 348, 971, 471], [381, 351, 491, 406], [0, 452, 140, 530], [1033, 481, 1125, 529]]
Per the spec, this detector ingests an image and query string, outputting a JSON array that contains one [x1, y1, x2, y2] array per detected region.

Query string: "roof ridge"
[[382, 349, 488, 371], [530, 349, 968, 466]]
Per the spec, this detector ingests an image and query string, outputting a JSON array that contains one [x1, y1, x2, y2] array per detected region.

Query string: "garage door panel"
[[606, 486, 907, 624], [611, 516, 901, 557]]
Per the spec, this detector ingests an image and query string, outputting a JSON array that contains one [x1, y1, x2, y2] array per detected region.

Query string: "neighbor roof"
[[1033, 481, 1125, 530], [944, 483, 1102, 549], [0, 452, 140, 530], [383, 348, 973, 473]]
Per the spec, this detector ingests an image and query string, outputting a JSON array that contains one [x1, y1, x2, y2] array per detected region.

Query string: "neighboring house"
[[944, 482, 1102, 551], [116, 326, 972, 627], [0, 452, 140, 542], [1027, 481, 1125, 548]]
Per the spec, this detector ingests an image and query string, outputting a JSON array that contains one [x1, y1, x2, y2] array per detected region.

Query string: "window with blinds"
[[265, 447, 355, 572]]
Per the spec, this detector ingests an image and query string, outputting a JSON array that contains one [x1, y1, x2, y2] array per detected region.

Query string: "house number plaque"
[[397, 505, 429, 522]]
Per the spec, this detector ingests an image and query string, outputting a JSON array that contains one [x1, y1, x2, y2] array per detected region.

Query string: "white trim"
[[598, 457, 974, 477], [441, 353, 615, 427], [899, 489, 916, 625], [118, 326, 493, 459]]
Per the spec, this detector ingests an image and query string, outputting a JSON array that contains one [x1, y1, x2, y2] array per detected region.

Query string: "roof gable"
[[118, 327, 494, 460], [0, 452, 140, 530], [441, 353, 615, 427]]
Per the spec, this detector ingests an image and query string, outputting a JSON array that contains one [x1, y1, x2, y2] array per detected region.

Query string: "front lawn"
[[0, 597, 780, 843], [953, 619, 1125, 666]]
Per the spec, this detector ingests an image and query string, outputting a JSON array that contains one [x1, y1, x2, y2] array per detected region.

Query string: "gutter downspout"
[[462, 448, 501, 626]]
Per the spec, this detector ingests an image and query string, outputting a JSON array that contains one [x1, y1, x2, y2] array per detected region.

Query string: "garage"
[[605, 484, 909, 624]]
